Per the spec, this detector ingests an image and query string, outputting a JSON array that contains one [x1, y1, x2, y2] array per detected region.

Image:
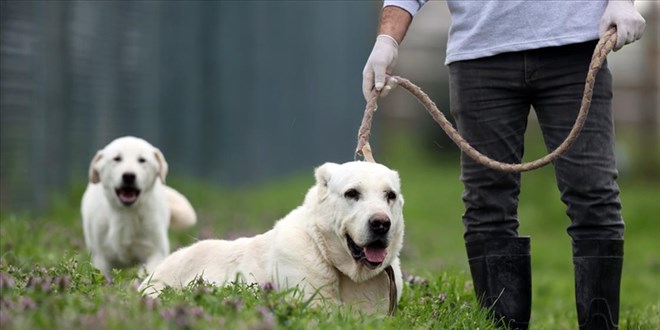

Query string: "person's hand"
[[362, 34, 399, 101], [599, 0, 646, 51]]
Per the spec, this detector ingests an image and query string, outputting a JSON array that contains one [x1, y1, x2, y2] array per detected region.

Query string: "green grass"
[[1, 132, 658, 329]]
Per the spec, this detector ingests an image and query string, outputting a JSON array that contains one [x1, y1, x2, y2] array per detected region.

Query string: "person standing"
[[362, 1, 645, 329]]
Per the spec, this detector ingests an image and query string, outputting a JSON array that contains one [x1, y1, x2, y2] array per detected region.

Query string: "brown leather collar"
[[384, 265, 397, 316]]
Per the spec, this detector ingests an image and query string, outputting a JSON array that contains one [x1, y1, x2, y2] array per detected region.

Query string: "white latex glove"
[[362, 34, 399, 101], [599, 0, 646, 51]]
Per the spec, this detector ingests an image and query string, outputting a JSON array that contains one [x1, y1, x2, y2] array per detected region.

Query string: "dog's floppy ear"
[[88, 151, 103, 183], [154, 148, 169, 183], [314, 162, 340, 188]]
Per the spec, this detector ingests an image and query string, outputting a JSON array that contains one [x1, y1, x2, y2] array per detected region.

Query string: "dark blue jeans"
[[448, 40, 624, 243]]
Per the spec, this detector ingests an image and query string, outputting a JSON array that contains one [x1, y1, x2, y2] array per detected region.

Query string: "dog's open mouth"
[[346, 234, 387, 269], [115, 186, 140, 206]]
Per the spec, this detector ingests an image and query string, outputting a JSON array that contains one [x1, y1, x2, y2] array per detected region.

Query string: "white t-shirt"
[[383, 0, 607, 64]]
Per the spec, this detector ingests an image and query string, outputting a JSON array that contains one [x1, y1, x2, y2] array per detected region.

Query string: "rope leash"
[[356, 27, 618, 172]]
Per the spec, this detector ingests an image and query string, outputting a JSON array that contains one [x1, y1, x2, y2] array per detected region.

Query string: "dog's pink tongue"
[[364, 247, 387, 263], [119, 190, 137, 203]]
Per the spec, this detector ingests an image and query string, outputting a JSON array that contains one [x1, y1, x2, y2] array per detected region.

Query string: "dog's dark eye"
[[113, 156, 122, 162], [138, 157, 146, 164], [386, 190, 397, 202], [344, 189, 360, 201]]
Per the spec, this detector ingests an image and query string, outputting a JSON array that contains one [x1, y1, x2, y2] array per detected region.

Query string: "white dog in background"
[[81, 136, 197, 278], [141, 161, 404, 314]]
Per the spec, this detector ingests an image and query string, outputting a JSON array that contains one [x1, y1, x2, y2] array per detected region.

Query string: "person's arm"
[[362, 6, 415, 101], [599, 0, 645, 51], [379, 5, 413, 45]]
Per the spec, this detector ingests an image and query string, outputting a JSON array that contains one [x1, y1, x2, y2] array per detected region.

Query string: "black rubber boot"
[[573, 239, 623, 330], [466, 237, 531, 330]]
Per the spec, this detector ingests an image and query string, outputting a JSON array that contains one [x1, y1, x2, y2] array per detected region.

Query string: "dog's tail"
[[165, 185, 197, 229]]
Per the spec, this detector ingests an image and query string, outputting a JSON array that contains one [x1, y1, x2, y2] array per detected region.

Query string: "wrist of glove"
[[600, 0, 646, 51], [362, 34, 399, 101]]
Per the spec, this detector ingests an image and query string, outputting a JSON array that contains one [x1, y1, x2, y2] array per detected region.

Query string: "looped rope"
[[356, 27, 618, 172]]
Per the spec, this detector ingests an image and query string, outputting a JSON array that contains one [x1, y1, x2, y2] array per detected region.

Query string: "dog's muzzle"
[[115, 172, 140, 206], [346, 234, 388, 270]]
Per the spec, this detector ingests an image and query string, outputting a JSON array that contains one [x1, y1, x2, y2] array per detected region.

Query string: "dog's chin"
[[115, 186, 141, 206], [346, 234, 388, 270]]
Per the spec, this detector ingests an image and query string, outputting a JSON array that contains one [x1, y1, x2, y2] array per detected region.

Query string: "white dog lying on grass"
[[81, 136, 197, 278], [140, 161, 404, 314]]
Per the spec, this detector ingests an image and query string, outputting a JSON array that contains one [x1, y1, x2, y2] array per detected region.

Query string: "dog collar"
[[384, 265, 397, 316]]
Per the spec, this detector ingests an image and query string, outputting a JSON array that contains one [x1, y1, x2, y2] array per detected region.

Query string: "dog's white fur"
[[81, 136, 197, 277], [140, 161, 404, 314]]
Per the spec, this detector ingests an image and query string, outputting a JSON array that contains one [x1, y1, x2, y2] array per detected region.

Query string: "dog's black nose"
[[122, 173, 136, 184], [369, 214, 391, 235]]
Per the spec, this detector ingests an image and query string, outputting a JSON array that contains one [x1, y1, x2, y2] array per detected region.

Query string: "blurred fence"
[[0, 1, 378, 211]]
